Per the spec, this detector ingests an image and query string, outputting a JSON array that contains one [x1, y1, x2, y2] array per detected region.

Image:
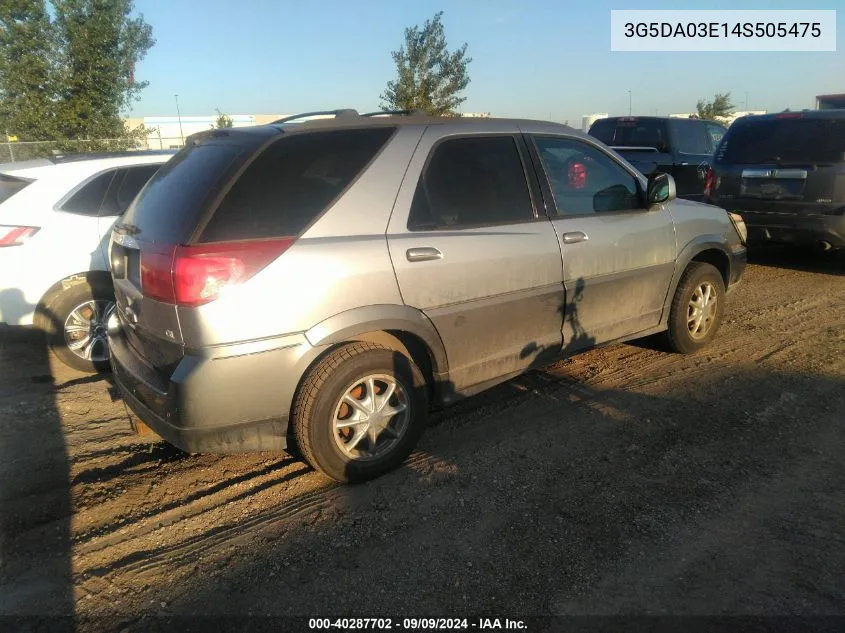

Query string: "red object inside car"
[[568, 162, 587, 189]]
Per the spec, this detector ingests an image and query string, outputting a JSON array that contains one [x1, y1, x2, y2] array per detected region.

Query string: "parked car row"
[[588, 110, 845, 251], [1, 106, 838, 483]]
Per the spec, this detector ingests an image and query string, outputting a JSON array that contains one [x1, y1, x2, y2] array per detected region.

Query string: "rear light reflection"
[[0, 225, 39, 247], [141, 238, 295, 307], [703, 167, 714, 198]]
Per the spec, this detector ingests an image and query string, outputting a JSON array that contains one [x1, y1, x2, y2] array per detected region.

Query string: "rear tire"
[[291, 342, 428, 483], [43, 278, 116, 373], [664, 262, 725, 354]]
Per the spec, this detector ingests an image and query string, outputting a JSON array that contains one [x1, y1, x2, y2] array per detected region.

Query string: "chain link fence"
[[0, 138, 152, 163]]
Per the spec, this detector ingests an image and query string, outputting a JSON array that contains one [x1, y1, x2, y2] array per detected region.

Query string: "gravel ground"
[[1, 246, 843, 630]]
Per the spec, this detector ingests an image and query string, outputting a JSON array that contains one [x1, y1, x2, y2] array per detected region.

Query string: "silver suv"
[[108, 110, 747, 482]]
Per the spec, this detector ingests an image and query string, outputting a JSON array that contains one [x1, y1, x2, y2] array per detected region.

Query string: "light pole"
[[628, 90, 632, 116], [174, 93, 184, 145]]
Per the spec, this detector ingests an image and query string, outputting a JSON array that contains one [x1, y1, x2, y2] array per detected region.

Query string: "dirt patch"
[[1, 247, 844, 625]]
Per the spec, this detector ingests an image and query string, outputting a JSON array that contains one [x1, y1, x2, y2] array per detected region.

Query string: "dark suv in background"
[[589, 116, 727, 202], [708, 110, 845, 251]]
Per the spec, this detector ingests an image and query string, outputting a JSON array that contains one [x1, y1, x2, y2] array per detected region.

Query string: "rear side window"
[[199, 128, 395, 243], [669, 119, 711, 155], [122, 143, 244, 243], [717, 117, 845, 164], [60, 170, 117, 216], [408, 136, 534, 230], [589, 119, 669, 152], [0, 174, 33, 204]]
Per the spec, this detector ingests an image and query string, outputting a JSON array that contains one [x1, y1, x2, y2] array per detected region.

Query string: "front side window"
[[533, 136, 641, 216], [408, 136, 534, 230]]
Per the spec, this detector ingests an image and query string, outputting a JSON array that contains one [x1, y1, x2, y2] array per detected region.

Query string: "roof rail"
[[360, 109, 426, 117], [270, 109, 360, 125]]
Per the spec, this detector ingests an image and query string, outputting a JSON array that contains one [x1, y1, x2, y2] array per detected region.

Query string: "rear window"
[[668, 119, 712, 155], [589, 118, 668, 151], [198, 128, 394, 243], [716, 117, 845, 165], [0, 174, 33, 205], [122, 143, 244, 243]]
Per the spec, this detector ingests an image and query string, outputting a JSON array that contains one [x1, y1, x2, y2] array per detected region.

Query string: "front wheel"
[[664, 262, 726, 354], [291, 342, 428, 483]]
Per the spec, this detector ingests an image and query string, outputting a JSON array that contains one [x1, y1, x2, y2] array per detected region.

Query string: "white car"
[[0, 151, 175, 372]]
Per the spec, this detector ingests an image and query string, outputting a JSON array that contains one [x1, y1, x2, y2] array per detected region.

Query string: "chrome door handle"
[[561, 231, 589, 244], [406, 247, 443, 262]]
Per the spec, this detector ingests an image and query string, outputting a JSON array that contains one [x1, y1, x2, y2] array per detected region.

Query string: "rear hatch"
[[110, 124, 397, 382], [110, 132, 260, 381], [711, 114, 845, 216], [588, 117, 671, 176]]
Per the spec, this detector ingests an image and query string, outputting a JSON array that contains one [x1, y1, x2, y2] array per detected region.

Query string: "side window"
[[408, 136, 534, 230], [706, 124, 726, 153], [533, 136, 641, 216], [59, 170, 117, 216], [110, 164, 161, 215], [200, 128, 394, 242], [670, 120, 711, 155]]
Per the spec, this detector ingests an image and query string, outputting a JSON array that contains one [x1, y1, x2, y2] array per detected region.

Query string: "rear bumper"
[[109, 327, 323, 454], [741, 212, 845, 249]]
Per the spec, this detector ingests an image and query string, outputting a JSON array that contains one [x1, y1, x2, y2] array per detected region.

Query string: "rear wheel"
[[664, 262, 725, 354], [44, 278, 116, 373], [291, 342, 428, 483]]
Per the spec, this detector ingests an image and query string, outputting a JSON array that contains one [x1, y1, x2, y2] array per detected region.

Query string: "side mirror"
[[647, 173, 676, 205]]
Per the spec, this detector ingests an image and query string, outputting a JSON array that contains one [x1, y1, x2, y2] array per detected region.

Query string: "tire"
[[664, 262, 726, 354], [43, 277, 116, 373], [291, 342, 429, 483]]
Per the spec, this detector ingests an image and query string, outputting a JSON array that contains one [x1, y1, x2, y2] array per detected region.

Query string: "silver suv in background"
[[108, 110, 747, 483]]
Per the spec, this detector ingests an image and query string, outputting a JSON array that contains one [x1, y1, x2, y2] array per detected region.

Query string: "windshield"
[[716, 117, 845, 165], [0, 173, 33, 205]]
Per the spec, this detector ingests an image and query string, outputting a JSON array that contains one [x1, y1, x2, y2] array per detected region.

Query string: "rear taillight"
[[141, 238, 295, 307], [0, 225, 39, 247], [703, 167, 714, 198]]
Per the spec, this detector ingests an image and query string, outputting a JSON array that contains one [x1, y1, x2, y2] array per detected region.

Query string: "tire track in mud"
[[29, 257, 845, 614]]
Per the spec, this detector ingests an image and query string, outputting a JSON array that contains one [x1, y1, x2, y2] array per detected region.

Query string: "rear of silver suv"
[[109, 112, 746, 483]]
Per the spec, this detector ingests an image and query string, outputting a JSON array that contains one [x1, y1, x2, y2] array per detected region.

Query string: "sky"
[[130, 0, 845, 124]]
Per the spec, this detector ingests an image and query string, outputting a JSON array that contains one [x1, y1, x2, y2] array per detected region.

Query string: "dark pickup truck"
[[589, 116, 727, 202]]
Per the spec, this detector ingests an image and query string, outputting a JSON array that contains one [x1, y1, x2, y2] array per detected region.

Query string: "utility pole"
[[628, 90, 632, 116], [175, 94, 184, 145]]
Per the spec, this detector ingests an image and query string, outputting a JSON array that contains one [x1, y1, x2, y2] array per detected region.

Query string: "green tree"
[[0, 0, 59, 140], [380, 11, 472, 116], [52, 0, 154, 142], [696, 92, 735, 121], [0, 0, 153, 147], [215, 109, 233, 128]]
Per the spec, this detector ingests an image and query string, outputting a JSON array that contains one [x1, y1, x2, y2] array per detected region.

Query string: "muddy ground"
[[1, 247, 843, 630]]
